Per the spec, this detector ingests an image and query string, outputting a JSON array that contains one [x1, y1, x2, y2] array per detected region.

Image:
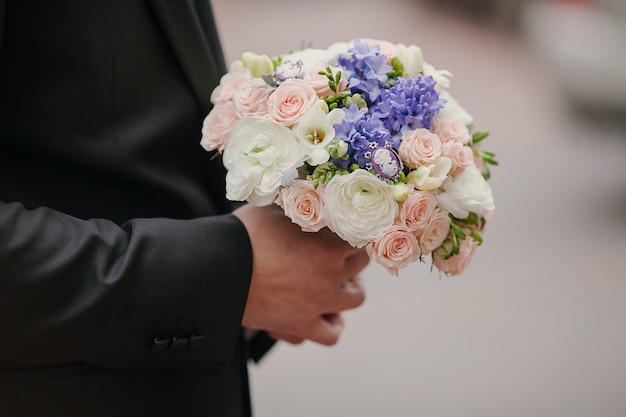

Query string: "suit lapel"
[[149, 0, 223, 113]]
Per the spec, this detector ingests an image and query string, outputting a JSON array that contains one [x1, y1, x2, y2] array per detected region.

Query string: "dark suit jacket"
[[0, 1, 271, 416]]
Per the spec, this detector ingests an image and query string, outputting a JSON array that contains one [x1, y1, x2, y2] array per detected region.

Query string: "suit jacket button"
[[188, 334, 206, 350], [151, 337, 169, 353], [168, 336, 188, 351]]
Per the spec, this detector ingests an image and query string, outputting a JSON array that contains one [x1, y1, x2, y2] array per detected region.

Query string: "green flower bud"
[[312, 99, 329, 113], [240, 52, 274, 78], [343, 93, 367, 109], [328, 139, 348, 159], [393, 182, 410, 202]]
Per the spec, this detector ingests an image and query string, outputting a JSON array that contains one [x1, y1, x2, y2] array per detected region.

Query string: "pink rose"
[[441, 141, 474, 175], [432, 117, 471, 144], [398, 128, 442, 169], [367, 223, 421, 276], [210, 69, 253, 104], [432, 232, 479, 276], [416, 208, 451, 255], [304, 65, 348, 98], [200, 102, 239, 153], [267, 79, 318, 127], [399, 189, 437, 233], [232, 78, 271, 118], [277, 180, 326, 232]]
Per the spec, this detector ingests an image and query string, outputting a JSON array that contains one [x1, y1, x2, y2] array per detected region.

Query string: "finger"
[[316, 227, 368, 258], [305, 313, 345, 346], [343, 249, 370, 279], [268, 332, 305, 345], [327, 276, 366, 313]]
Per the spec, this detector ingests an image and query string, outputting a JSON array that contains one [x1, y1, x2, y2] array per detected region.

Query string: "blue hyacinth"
[[332, 104, 392, 170], [373, 75, 446, 146], [337, 40, 392, 103]]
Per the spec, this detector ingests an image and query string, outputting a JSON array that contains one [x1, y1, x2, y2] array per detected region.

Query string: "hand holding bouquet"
[[201, 39, 496, 276]]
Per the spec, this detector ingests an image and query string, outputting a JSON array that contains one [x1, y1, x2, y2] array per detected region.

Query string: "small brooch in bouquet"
[[201, 39, 497, 276]]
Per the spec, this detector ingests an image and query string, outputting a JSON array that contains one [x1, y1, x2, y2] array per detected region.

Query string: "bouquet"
[[201, 39, 496, 276]]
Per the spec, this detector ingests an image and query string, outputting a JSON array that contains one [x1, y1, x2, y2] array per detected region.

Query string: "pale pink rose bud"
[[416, 208, 451, 255], [277, 180, 326, 232], [210, 69, 253, 104], [441, 141, 474, 175], [366, 223, 421, 276], [432, 232, 479, 276], [267, 78, 318, 127], [304, 65, 349, 98], [232, 78, 271, 118], [400, 189, 437, 233], [200, 102, 238, 153], [432, 117, 471, 144], [398, 128, 442, 169]]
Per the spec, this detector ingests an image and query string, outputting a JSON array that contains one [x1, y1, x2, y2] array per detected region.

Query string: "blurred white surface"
[[211, 1, 626, 416], [523, 1, 626, 113]]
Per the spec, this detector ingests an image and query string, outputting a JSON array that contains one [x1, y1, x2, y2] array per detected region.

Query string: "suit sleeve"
[[0, 200, 253, 372]]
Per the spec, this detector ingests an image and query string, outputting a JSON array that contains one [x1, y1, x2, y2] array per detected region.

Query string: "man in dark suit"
[[0, 1, 368, 416]]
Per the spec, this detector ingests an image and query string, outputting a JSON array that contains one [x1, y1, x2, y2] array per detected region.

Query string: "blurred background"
[[210, 0, 626, 415]]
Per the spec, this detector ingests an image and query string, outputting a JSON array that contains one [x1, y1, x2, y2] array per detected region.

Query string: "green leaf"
[[452, 233, 460, 256], [464, 212, 479, 226], [472, 131, 490, 143], [470, 229, 484, 245], [482, 165, 491, 180], [451, 223, 466, 240]]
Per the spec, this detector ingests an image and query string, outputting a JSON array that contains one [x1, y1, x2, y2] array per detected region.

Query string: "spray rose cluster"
[[201, 39, 497, 276]]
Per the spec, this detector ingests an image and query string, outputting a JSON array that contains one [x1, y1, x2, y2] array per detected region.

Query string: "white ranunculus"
[[324, 170, 398, 248], [294, 107, 345, 165], [223, 117, 304, 206], [396, 44, 424, 77], [435, 164, 495, 219], [438, 91, 474, 126]]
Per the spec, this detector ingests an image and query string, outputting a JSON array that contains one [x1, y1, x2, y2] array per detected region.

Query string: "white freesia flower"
[[438, 91, 474, 126], [294, 107, 345, 165], [223, 117, 304, 206], [239, 52, 274, 78], [324, 170, 397, 248], [436, 164, 495, 219], [396, 43, 424, 77], [405, 157, 452, 191]]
